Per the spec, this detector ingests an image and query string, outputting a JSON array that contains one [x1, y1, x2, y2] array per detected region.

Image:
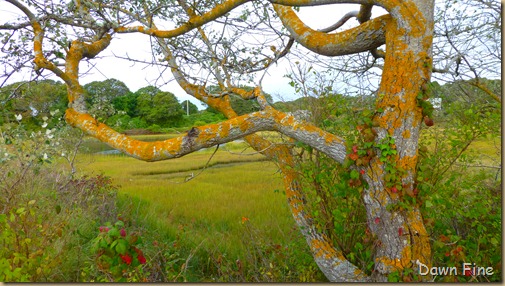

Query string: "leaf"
[[108, 227, 120, 237], [425, 200, 433, 208], [115, 239, 128, 254]]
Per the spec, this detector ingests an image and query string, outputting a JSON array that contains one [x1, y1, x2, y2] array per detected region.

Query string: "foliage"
[[112, 92, 140, 117], [84, 220, 148, 282], [287, 70, 501, 281], [289, 91, 375, 274], [415, 93, 501, 282], [0, 200, 63, 281], [0, 80, 67, 129], [206, 218, 325, 282], [0, 109, 121, 282], [136, 89, 184, 126], [84, 79, 131, 121]]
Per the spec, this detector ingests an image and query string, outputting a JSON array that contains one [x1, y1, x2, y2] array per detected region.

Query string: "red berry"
[[120, 228, 126, 237], [360, 169, 365, 175], [374, 217, 380, 224], [424, 116, 434, 127], [120, 254, 132, 265], [391, 186, 398, 193], [352, 145, 358, 153]]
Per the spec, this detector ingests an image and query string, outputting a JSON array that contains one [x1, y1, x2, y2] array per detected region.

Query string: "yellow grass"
[[75, 145, 295, 259]]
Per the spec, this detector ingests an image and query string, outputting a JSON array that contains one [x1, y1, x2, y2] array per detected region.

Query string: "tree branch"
[[318, 11, 358, 33], [114, 0, 251, 38], [273, 5, 390, 56]]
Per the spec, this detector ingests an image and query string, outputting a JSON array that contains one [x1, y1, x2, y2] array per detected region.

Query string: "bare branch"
[[318, 11, 358, 33]]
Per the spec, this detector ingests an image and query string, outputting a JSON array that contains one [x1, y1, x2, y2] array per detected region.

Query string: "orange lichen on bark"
[[406, 209, 431, 267], [376, 245, 412, 271], [115, 0, 250, 38], [273, 4, 390, 56], [402, 129, 411, 139], [310, 237, 343, 261], [397, 155, 417, 171]]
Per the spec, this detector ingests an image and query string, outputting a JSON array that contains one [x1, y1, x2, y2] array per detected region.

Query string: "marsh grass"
[[75, 138, 310, 277], [75, 131, 500, 281]]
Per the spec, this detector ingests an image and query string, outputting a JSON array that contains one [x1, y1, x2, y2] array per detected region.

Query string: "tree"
[[136, 87, 184, 126], [0, 79, 67, 128], [84, 78, 131, 120], [0, 0, 499, 282], [112, 92, 139, 117]]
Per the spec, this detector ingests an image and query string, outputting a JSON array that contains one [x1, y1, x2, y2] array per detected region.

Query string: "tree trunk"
[[363, 0, 435, 281]]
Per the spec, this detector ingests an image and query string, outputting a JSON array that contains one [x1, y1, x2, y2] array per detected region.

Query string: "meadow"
[[73, 128, 501, 281], [75, 135, 325, 281]]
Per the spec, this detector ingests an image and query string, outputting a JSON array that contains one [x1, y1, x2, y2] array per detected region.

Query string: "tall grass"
[[75, 138, 322, 280]]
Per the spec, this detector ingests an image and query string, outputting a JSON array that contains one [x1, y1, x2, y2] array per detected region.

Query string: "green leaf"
[[425, 200, 433, 208], [108, 227, 120, 237], [115, 239, 128, 254]]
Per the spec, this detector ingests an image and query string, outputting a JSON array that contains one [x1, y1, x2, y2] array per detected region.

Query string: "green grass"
[[76, 140, 297, 261], [75, 131, 501, 281]]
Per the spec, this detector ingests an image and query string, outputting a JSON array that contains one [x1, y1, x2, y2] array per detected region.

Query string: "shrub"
[[83, 220, 148, 282]]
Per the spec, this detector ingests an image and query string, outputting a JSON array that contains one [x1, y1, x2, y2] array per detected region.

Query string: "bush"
[[82, 220, 148, 282], [0, 112, 122, 281]]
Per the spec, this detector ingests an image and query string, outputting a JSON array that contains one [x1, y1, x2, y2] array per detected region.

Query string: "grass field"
[[74, 131, 501, 281], [76, 135, 312, 274]]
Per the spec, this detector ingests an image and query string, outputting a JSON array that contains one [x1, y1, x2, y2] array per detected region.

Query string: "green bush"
[[82, 220, 148, 282]]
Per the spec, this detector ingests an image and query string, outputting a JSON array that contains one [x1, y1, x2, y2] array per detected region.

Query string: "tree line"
[[1, 77, 499, 133], [0, 78, 276, 133]]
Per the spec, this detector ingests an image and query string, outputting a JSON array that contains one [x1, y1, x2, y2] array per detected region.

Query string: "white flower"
[[43, 153, 48, 160], [61, 152, 66, 157], [4, 153, 8, 157], [15, 114, 22, 121], [45, 129, 52, 135], [42, 122, 48, 128], [42, 116, 48, 121]]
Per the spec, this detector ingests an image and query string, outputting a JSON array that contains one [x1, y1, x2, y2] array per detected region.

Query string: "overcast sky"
[[1, 3, 386, 108]]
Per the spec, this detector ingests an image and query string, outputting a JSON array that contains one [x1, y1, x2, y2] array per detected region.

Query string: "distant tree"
[[84, 79, 131, 120], [135, 86, 162, 98], [137, 90, 184, 126], [112, 92, 139, 117], [181, 100, 198, 115], [0, 80, 67, 128]]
